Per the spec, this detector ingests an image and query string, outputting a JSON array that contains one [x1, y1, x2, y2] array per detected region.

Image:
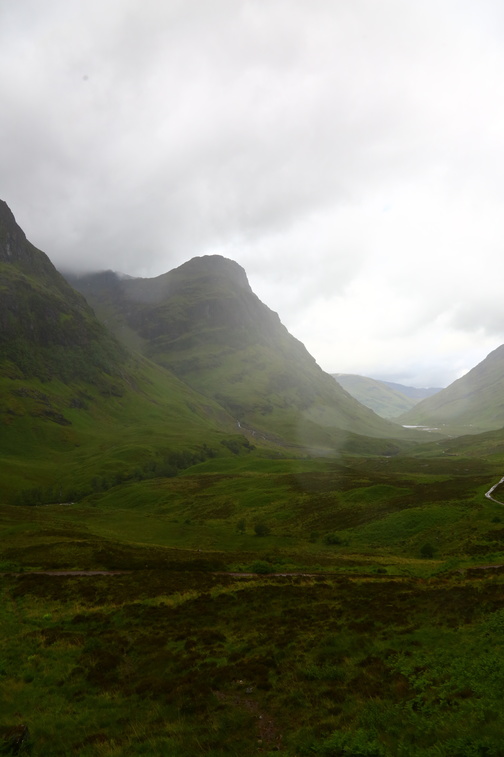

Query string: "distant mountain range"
[[333, 374, 441, 419], [336, 352, 504, 436]]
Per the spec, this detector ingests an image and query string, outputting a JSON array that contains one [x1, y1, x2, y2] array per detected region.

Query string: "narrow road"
[[485, 476, 504, 505]]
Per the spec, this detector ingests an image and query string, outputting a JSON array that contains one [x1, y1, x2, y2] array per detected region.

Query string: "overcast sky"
[[2, 0, 504, 387]]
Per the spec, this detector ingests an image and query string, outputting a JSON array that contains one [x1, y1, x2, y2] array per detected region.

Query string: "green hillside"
[[0, 356, 242, 503], [0, 202, 243, 503], [67, 258, 417, 447], [400, 344, 504, 434]]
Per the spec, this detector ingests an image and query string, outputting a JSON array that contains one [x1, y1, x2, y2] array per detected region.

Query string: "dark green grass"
[[0, 357, 242, 503], [2, 436, 504, 754], [2, 569, 504, 755], [84, 448, 504, 564], [3, 440, 504, 575]]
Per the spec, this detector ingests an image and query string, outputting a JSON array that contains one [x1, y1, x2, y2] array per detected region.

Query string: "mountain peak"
[[0, 198, 16, 224], [69, 255, 413, 442], [173, 255, 252, 292]]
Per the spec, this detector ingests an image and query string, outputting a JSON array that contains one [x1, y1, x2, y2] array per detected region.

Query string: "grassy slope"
[[401, 343, 504, 434], [0, 353, 245, 504]]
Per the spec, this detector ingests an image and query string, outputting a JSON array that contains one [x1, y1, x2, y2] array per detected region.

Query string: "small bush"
[[420, 542, 435, 559], [315, 728, 387, 756], [236, 518, 246, 534], [324, 533, 342, 546], [250, 560, 273, 574], [254, 523, 271, 537]]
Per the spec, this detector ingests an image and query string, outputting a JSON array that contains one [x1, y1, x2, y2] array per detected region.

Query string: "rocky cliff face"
[[0, 201, 67, 286], [0, 200, 28, 261], [0, 201, 125, 383]]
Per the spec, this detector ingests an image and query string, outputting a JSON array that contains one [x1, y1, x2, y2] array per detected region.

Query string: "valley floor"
[[3, 442, 504, 755]]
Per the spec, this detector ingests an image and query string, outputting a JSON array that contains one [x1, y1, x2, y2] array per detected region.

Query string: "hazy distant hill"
[[378, 380, 441, 401], [333, 374, 441, 419], [67, 257, 416, 448], [400, 344, 504, 433]]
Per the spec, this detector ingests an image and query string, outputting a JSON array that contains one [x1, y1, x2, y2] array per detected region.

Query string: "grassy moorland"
[[3, 443, 504, 574], [2, 566, 504, 755], [2, 431, 504, 755]]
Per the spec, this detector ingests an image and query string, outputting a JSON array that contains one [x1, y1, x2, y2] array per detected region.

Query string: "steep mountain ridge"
[[0, 200, 126, 387], [68, 258, 417, 445], [400, 344, 504, 433]]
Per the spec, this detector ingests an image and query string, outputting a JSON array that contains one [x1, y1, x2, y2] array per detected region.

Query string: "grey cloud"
[[2, 0, 504, 385], [451, 301, 504, 337]]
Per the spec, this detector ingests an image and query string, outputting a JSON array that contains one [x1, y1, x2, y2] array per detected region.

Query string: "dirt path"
[[0, 570, 382, 580], [0, 570, 130, 577], [0, 569, 333, 578]]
